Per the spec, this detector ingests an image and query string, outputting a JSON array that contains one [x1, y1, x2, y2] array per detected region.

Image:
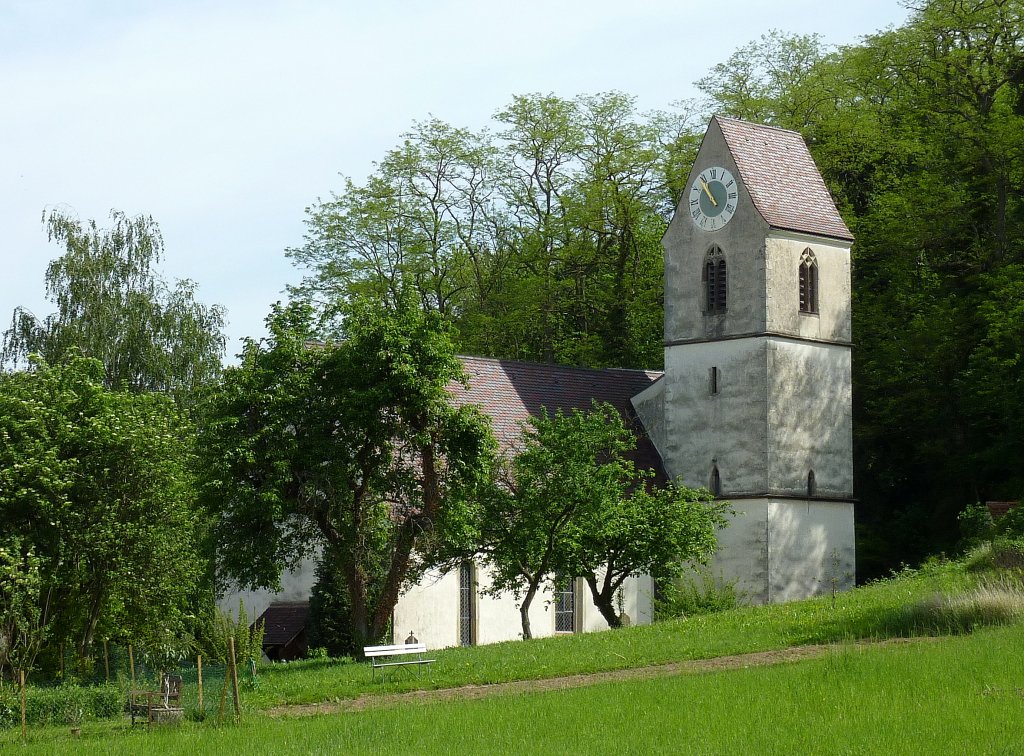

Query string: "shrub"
[[656, 571, 738, 620], [965, 537, 1024, 572], [89, 684, 123, 719], [995, 506, 1024, 539], [990, 538, 1024, 570], [24, 685, 88, 727], [194, 601, 265, 669], [0, 683, 125, 728], [958, 502, 995, 549]]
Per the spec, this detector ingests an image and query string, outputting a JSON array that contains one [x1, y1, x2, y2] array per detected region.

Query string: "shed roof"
[[715, 116, 853, 242], [254, 602, 309, 648]]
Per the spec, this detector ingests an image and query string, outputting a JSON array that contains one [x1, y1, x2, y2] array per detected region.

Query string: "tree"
[[695, 30, 829, 129], [481, 402, 724, 638], [567, 482, 727, 629], [2, 208, 226, 404], [200, 293, 495, 649], [0, 355, 202, 668], [290, 94, 696, 371], [0, 540, 47, 682]]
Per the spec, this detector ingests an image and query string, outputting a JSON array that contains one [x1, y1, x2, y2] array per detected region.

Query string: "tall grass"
[[905, 575, 1024, 634]]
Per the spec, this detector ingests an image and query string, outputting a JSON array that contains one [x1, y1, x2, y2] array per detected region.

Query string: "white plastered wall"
[[218, 555, 317, 620], [711, 497, 854, 604], [220, 558, 655, 650], [662, 339, 769, 493], [395, 564, 654, 649]]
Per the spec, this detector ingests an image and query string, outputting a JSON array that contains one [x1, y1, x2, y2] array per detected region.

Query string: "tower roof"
[[714, 116, 853, 242]]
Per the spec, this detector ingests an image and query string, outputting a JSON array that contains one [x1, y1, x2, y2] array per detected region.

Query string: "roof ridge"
[[458, 354, 661, 376], [712, 114, 800, 136]]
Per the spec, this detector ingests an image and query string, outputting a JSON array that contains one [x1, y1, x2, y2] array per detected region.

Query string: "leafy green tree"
[[2, 209, 226, 404], [200, 293, 495, 649], [481, 402, 724, 637], [290, 94, 694, 371], [567, 483, 727, 629], [0, 355, 202, 668], [696, 30, 829, 129], [0, 540, 47, 682], [306, 545, 361, 657]]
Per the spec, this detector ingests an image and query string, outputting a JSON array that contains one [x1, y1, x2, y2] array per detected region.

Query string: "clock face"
[[688, 166, 738, 231]]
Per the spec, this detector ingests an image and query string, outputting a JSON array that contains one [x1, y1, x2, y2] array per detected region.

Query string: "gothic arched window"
[[703, 246, 727, 314], [799, 249, 818, 314], [807, 469, 816, 498], [711, 465, 722, 497]]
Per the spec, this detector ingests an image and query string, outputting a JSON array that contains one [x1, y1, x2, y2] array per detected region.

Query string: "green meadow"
[[3, 554, 1023, 754]]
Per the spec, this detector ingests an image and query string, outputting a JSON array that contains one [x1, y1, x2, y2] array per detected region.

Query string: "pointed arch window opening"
[[704, 247, 727, 314], [799, 249, 818, 314], [711, 465, 722, 497], [807, 470, 816, 498]]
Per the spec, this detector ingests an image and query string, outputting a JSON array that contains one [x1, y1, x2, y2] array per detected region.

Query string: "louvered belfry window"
[[704, 246, 727, 314], [799, 249, 818, 313]]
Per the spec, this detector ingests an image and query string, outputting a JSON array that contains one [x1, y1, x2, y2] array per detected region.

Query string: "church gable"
[[715, 116, 852, 241]]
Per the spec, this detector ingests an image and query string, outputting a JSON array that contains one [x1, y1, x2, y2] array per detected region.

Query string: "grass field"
[[2, 554, 1022, 753], [231, 557, 983, 709], [8, 626, 1023, 754]]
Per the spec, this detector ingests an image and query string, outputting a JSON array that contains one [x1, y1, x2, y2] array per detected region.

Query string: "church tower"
[[636, 116, 855, 602]]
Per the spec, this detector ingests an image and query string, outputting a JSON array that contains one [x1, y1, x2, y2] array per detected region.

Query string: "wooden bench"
[[129, 674, 184, 727], [363, 643, 434, 680]]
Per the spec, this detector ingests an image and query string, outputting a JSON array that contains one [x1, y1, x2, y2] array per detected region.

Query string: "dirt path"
[[266, 637, 930, 718]]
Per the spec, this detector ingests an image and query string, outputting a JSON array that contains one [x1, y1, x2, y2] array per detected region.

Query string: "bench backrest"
[[363, 643, 428, 657]]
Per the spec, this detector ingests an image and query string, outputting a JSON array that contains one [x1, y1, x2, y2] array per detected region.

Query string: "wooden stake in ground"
[[228, 636, 241, 718], [19, 669, 26, 741], [129, 645, 136, 691], [197, 655, 204, 716], [217, 659, 229, 723], [103, 640, 110, 683]]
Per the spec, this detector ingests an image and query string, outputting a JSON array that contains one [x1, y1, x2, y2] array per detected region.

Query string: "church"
[[226, 115, 856, 654]]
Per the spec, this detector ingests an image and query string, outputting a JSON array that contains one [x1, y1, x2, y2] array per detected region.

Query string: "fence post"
[[129, 645, 136, 691], [197, 654, 204, 715], [20, 669, 26, 741], [228, 636, 241, 719]]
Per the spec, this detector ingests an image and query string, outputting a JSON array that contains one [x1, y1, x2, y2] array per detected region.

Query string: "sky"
[[0, 1, 912, 361]]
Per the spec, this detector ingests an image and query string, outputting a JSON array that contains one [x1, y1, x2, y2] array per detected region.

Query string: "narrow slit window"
[[710, 366, 719, 395], [807, 470, 816, 498], [799, 249, 818, 314], [711, 465, 722, 496]]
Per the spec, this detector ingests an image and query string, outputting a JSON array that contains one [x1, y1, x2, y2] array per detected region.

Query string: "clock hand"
[[700, 179, 718, 207]]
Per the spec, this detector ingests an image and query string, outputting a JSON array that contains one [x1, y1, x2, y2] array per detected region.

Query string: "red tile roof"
[[715, 116, 853, 241], [449, 356, 666, 478]]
